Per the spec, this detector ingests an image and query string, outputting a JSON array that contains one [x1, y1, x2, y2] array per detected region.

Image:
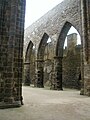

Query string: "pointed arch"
[[53, 21, 82, 90], [25, 41, 33, 62], [56, 21, 81, 57], [37, 33, 49, 60], [24, 41, 34, 86]]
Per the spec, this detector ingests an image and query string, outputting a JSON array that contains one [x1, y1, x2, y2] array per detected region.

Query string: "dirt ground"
[[0, 86, 90, 120]]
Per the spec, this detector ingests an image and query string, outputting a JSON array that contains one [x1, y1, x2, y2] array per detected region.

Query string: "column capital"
[[24, 62, 30, 65], [54, 56, 63, 59]]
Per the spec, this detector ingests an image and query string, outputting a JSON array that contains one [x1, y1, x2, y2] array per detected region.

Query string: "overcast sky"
[[25, 0, 64, 28]]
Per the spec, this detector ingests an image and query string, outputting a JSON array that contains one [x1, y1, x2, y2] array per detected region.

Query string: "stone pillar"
[[35, 59, 44, 88], [81, 0, 90, 96], [51, 56, 63, 90], [24, 62, 31, 86], [0, 0, 25, 108]]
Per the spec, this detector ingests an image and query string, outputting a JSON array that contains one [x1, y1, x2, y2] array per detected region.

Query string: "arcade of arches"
[[0, 0, 90, 108], [24, 32, 81, 90]]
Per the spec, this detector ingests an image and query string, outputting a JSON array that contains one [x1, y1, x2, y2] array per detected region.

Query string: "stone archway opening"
[[52, 22, 82, 92], [35, 33, 50, 88], [62, 26, 81, 90], [24, 41, 35, 86]]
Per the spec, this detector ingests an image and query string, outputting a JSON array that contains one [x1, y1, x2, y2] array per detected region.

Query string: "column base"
[[36, 85, 44, 88], [24, 83, 30, 86], [0, 101, 22, 109], [80, 88, 84, 95], [50, 86, 63, 90]]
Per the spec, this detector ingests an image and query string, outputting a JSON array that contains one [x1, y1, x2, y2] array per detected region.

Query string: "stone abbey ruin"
[[0, 0, 90, 108], [24, 33, 81, 90]]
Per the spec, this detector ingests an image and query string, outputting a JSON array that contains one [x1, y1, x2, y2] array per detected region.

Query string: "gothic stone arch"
[[53, 21, 81, 90]]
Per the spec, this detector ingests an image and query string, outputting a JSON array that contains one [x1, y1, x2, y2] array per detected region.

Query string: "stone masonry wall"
[[62, 33, 81, 89], [0, 0, 25, 108], [62, 45, 81, 89]]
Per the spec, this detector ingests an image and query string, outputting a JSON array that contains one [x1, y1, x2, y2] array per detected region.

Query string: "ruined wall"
[[24, 0, 82, 87], [24, 0, 90, 96], [0, 0, 90, 109], [24, 0, 82, 56]]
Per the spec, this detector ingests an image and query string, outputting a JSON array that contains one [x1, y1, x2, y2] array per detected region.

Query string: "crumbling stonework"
[[24, 0, 90, 96]]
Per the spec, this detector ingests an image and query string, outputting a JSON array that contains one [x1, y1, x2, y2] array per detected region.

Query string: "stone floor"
[[0, 86, 90, 120]]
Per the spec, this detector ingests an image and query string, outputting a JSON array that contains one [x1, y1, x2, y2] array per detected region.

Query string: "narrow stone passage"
[[0, 86, 90, 120]]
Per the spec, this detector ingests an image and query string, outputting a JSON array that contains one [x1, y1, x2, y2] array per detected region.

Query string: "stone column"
[[24, 62, 31, 86], [35, 59, 44, 88], [51, 56, 63, 90], [81, 0, 90, 96], [0, 0, 25, 108]]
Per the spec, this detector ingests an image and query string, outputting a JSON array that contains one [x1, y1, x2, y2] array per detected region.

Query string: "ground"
[[0, 86, 90, 120]]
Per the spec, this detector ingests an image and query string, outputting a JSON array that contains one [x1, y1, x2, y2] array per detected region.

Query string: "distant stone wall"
[[62, 34, 81, 89], [43, 34, 81, 89], [62, 45, 81, 89]]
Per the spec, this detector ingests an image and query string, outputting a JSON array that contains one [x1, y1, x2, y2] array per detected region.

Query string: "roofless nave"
[[0, 0, 90, 108]]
